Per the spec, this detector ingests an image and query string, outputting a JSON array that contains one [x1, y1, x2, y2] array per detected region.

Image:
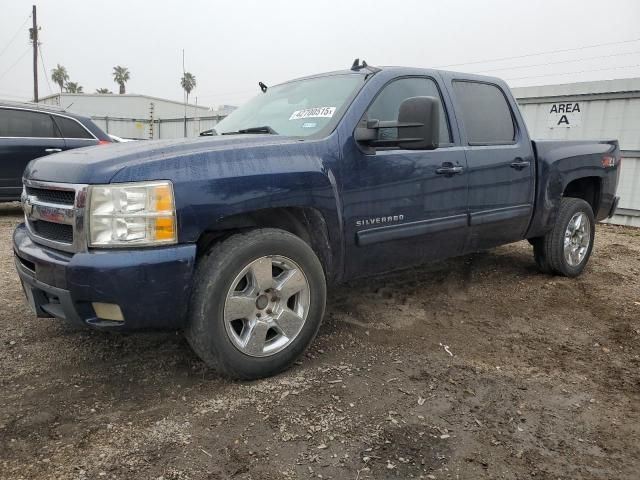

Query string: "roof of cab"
[[277, 65, 506, 88]]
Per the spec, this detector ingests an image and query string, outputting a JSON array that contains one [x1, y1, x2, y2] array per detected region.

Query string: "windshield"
[[214, 74, 365, 137]]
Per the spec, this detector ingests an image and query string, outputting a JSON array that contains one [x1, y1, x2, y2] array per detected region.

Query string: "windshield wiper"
[[221, 126, 278, 135]]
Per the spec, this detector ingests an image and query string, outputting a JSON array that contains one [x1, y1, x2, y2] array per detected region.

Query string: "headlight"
[[88, 181, 177, 247]]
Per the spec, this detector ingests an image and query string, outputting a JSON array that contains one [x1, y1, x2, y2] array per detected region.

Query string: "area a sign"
[[547, 102, 581, 128]]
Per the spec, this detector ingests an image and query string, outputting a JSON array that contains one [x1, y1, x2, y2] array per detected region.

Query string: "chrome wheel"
[[563, 212, 591, 267], [223, 255, 310, 357]]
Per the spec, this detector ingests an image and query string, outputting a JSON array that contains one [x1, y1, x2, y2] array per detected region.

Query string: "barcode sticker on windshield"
[[289, 107, 336, 120]]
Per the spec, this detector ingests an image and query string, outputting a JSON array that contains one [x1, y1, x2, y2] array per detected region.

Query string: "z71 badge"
[[356, 215, 405, 228]]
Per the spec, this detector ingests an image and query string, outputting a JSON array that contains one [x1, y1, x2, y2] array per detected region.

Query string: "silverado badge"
[[355, 215, 405, 228]]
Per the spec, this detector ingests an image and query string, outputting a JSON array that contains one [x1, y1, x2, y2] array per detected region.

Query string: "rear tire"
[[185, 228, 326, 379], [532, 197, 595, 277], [532, 238, 553, 274]]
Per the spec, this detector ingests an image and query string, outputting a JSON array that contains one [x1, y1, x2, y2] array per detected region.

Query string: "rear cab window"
[[0, 108, 60, 138], [452, 81, 516, 145]]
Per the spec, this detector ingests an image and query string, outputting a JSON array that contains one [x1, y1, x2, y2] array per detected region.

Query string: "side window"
[[366, 77, 451, 145], [53, 116, 93, 139], [0, 108, 59, 138], [452, 81, 515, 144]]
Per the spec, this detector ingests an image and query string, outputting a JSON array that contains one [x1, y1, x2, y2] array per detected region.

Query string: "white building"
[[38, 93, 227, 140], [513, 78, 640, 227]]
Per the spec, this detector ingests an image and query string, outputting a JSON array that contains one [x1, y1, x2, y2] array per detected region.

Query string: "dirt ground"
[[0, 201, 638, 480]]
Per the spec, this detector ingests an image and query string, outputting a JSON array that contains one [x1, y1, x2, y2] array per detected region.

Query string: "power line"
[[505, 63, 640, 81], [199, 43, 640, 100], [0, 14, 30, 59], [199, 92, 255, 101], [435, 37, 640, 69], [179, 42, 640, 103], [0, 90, 32, 100], [39, 43, 52, 95], [196, 88, 257, 99], [475, 50, 640, 74], [0, 47, 31, 81], [0, 94, 32, 102]]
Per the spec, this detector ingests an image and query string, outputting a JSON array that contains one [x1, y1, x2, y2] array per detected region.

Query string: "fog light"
[[92, 302, 124, 321]]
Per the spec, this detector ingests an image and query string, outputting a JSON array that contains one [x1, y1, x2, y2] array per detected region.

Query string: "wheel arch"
[[526, 171, 605, 239], [562, 176, 602, 215], [195, 207, 338, 283]]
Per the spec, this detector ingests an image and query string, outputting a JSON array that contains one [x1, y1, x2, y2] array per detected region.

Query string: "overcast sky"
[[1, 0, 639, 109]]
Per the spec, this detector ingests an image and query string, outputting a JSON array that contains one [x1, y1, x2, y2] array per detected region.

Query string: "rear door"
[[51, 114, 99, 150], [0, 108, 66, 199], [449, 80, 535, 251]]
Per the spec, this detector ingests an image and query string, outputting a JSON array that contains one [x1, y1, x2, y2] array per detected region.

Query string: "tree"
[[112, 66, 130, 94], [65, 82, 83, 94], [181, 72, 196, 104], [96, 88, 112, 94], [51, 64, 69, 93]]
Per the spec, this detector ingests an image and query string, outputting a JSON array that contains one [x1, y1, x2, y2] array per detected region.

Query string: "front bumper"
[[13, 223, 197, 330]]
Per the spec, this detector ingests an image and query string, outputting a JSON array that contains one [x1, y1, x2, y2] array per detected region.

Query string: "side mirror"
[[354, 96, 440, 151], [397, 96, 440, 150]]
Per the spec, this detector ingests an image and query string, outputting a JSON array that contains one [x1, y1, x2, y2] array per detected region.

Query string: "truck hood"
[[24, 135, 301, 184]]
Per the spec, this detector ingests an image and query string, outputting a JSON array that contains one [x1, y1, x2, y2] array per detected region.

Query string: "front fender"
[[110, 135, 344, 279]]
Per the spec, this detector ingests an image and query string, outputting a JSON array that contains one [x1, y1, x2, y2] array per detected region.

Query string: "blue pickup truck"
[[13, 62, 621, 379]]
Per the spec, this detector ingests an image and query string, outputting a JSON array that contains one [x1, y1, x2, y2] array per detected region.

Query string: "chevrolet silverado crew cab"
[[13, 61, 621, 379]]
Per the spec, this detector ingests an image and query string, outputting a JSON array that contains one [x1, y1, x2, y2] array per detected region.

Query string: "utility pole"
[[30, 5, 39, 102]]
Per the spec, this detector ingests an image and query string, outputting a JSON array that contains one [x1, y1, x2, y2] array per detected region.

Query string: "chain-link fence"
[[91, 115, 226, 140]]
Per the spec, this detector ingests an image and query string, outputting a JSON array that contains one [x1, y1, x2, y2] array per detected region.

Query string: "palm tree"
[[51, 65, 69, 93], [95, 88, 112, 94], [112, 66, 130, 94], [65, 82, 83, 94], [181, 72, 196, 104]]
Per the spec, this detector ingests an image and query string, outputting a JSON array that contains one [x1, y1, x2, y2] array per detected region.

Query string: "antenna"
[[350, 58, 381, 74], [351, 58, 369, 71]]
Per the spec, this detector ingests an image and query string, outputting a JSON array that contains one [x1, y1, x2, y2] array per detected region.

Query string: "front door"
[[340, 76, 469, 278]]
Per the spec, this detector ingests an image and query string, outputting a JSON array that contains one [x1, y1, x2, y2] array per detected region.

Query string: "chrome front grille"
[[31, 220, 74, 243], [25, 186, 75, 205], [22, 179, 89, 253]]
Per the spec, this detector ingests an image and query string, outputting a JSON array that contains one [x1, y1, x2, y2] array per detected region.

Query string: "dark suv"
[[0, 101, 111, 202]]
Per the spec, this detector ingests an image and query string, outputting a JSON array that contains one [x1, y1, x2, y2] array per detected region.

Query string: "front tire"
[[185, 228, 326, 379], [532, 197, 595, 277]]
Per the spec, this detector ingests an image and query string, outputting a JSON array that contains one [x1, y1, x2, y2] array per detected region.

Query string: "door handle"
[[510, 158, 530, 170], [44, 148, 62, 153], [436, 164, 464, 176]]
